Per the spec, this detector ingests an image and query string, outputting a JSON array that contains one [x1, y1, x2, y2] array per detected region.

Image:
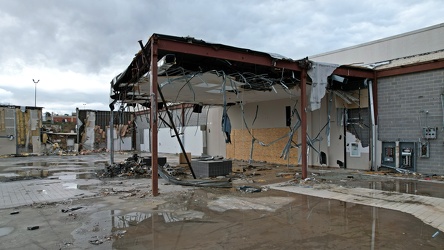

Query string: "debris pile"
[[237, 185, 263, 193], [102, 154, 152, 178]]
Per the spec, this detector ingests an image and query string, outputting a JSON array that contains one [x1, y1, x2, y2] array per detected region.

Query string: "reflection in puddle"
[[109, 194, 444, 249], [72, 208, 204, 249], [56, 173, 97, 180], [0, 168, 97, 181], [337, 179, 444, 199], [63, 183, 78, 189], [0, 227, 14, 237], [36, 189, 48, 195], [113, 212, 151, 228], [12, 161, 107, 168], [0, 159, 105, 181], [0, 173, 19, 177]]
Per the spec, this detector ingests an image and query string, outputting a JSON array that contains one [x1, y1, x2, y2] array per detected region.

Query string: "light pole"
[[33, 79, 39, 107]]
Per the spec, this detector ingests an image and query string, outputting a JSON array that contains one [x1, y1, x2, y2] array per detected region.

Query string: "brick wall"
[[378, 69, 444, 174]]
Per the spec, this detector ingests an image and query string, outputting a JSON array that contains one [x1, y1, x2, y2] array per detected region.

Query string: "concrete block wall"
[[378, 69, 444, 174]]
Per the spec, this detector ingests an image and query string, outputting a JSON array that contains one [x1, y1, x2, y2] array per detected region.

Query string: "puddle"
[[207, 195, 294, 212], [54, 173, 97, 180], [71, 208, 205, 249], [63, 183, 78, 189], [337, 179, 444, 199], [108, 192, 444, 249], [13, 161, 106, 167], [0, 227, 14, 237], [0, 168, 97, 182], [36, 189, 48, 195], [0, 173, 19, 177]]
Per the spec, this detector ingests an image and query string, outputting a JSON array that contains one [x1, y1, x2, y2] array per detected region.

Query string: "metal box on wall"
[[381, 141, 416, 171], [381, 141, 396, 167]]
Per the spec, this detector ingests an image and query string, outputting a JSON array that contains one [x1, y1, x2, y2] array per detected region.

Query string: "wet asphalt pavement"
[[0, 153, 444, 249]]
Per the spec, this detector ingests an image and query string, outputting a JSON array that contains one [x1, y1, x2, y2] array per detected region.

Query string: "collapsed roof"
[[110, 34, 373, 108]]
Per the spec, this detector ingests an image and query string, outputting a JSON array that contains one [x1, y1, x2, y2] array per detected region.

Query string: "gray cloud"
[[1, 0, 443, 114]]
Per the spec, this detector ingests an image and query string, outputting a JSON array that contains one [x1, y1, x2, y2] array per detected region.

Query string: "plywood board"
[[227, 127, 298, 165]]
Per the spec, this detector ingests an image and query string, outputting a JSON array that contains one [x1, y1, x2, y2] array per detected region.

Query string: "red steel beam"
[[156, 37, 302, 71], [150, 37, 159, 196], [333, 67, 374, 79], [301, 67, 308, 179], [376, 60, 444, 78]]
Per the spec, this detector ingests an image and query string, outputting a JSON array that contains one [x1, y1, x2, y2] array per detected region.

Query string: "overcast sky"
[[1, 0, 443, 115]]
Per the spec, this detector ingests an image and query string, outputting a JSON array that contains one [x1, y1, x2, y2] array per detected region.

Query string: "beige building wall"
[[310, 23, 444, 65], [205, 88, 372, 169]]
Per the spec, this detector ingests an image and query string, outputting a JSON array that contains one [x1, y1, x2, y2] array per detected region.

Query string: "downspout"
[[368, 79, 377, 171], [110, 109, 114, 164], [441, 94, 444, 129]]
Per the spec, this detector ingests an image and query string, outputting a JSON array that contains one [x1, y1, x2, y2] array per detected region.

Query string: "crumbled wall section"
[[226, 127, 298, 165], [378, 68, 444, 174], [15, 108, 41, 151]]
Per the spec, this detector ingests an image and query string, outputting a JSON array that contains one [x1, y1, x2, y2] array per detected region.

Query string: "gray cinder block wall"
[[378, 69, 444, 174]]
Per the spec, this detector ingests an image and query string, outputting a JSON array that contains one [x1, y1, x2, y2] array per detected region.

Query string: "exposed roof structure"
[[110, 33, 374, 196], [110, 34, 373, 107]]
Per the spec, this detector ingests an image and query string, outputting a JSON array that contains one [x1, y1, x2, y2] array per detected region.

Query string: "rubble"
[[237, 185, 262, 193], [101, 154, 152, 178], [61, 207, 83, 213]]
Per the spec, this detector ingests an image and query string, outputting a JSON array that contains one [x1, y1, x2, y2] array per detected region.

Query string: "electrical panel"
[[384, 147, 394, 162], [401, 148, 413, 168], [422, 127, 437, 139]]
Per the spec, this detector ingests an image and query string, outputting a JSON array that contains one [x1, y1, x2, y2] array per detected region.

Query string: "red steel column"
[[301, 67, 308, 179], [150, 37, 159, 196]]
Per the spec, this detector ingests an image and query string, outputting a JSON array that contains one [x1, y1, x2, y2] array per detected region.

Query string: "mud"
[[1, 153, 444, 249]]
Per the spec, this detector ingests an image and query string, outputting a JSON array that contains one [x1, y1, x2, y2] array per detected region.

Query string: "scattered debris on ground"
[[61, 207, 83, 213], [237, 185, 263, 193], [159, 165, 232, 188], [101, 154, 151, 177]]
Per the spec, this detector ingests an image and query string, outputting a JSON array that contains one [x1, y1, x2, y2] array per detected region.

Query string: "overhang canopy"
[[111, 34, 373, 107]]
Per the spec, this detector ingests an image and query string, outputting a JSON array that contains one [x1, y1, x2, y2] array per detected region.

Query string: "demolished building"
[[76, 108, 134, 152], [0, 105, 43, 155], [109, 34, 373, 195], [110, 23, 444, 195]]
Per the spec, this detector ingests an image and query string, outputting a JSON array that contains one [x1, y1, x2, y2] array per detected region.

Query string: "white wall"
[[206, 107, 227, 157], [157, 126, 204, 156], [107, 128, 132, 151], [310, 23, 444, 65]]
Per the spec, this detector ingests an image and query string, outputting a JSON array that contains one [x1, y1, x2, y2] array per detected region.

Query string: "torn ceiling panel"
[[110, 34, 374, 107], [127, 71, 301, 106], [307, 62, 338, 111]]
